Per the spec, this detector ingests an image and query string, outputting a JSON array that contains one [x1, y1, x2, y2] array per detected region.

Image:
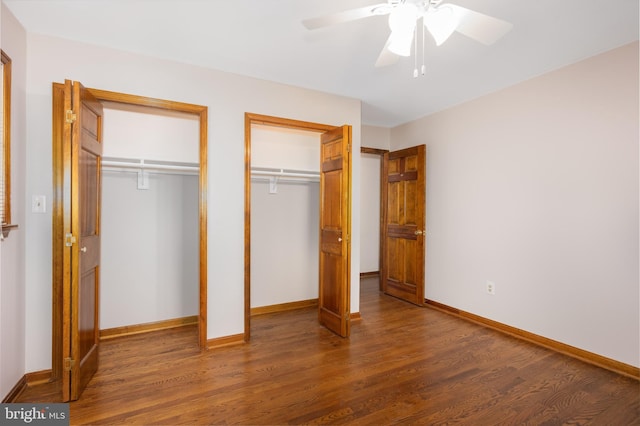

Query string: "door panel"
[[62, 79, 103, 401], [319, 125, 351, 337], [381, 145, 426, 306]]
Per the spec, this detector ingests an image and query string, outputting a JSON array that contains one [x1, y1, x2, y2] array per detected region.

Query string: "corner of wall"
[[0, 0, 28, 400]]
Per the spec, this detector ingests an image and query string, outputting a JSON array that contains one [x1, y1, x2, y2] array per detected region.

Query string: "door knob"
[[338, 237, 342, 242], [80, 246, 87, 253], [414, 230, 423, 236]]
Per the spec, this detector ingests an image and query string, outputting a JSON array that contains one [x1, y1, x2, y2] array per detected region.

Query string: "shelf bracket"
[[269, 176, 279, 194], [137, 170, 150, 190]]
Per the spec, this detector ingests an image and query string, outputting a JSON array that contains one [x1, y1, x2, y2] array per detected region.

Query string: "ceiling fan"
[[303, 0, 513, 68]]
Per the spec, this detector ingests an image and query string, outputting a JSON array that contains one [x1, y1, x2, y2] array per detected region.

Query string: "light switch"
[[32, 195, 46, 213]]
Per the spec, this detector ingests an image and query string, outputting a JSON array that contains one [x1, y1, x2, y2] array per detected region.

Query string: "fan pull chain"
[[412, 18, 426, 78], [413, 27, 418, 78], [421, 17, 426, 75]]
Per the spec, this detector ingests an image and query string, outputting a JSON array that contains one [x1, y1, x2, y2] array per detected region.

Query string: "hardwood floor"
[[17, 278, 639, 425]]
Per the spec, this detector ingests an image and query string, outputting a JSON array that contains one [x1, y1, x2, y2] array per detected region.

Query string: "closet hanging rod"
[[250, 167, 319, 179], [102, 157, 199, 173]]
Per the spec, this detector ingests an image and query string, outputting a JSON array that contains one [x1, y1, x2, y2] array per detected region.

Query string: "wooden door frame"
[[360, 147, 388, 290], [244, 113, 339, 341], [52, 85, 208, 381]]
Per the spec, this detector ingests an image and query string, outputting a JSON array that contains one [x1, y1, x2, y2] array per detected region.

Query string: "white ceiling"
[[3, 0, 639, 127]]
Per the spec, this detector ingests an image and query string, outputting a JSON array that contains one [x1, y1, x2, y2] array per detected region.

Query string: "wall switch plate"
[[486, 280, 496, 295], [32, 195, 46, 213]]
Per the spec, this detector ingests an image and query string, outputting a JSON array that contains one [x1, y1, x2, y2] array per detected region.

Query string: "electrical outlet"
[[486, 280, 496, 295]]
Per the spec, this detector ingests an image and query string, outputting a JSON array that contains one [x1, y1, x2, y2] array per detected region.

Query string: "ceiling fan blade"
[[303, 4, 389, 30], [375, 34, 400, 67], [448, 4, 513, 45]]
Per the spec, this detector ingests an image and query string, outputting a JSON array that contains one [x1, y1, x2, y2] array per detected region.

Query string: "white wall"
[[101, 172, 199, 328], [0, 3, 27, 400], [251, 180, 319, 307], [362, 125, 390, 150], [22, 33, 361, 372], [103, 103, 199, 163], [391, 42, 639, 367], [251, 125, 320, 172], [359, 154, 380, 273]]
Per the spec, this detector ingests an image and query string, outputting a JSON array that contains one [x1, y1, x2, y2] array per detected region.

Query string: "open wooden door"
[[60, 80, 103, 401], [381, 145, 426, 306], [318, 125, 352, 337]]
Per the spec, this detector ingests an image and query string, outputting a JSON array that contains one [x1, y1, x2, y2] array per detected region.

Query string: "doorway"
[[244, 113, 352, 340], [51, 83, 208, 397], [99, 102, 200, 339], [360, 145, 427, 304], [250, 125, 321, 315], [360, 147, 388, 289]]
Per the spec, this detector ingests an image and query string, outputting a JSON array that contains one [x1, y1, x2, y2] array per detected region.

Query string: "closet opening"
[[249, 124, 321, 319], [244, 113, 352, 340], [99, 102, 201, 343], [51, 85, 208, 387]]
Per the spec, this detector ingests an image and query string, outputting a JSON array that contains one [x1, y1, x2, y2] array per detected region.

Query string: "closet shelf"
[[102, 157, 199, 175], [250, 167, 319, 182]]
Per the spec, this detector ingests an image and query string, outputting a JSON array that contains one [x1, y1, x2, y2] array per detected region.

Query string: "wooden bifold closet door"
[[56, 79, 103, 401], [318, 125, 352, 337]]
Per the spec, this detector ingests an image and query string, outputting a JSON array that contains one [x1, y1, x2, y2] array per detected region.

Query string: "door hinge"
[[65, 109, 77, 124], [64, 357, 75, 372], [347, 144, 351, 153], [65, 233, 76, 247]]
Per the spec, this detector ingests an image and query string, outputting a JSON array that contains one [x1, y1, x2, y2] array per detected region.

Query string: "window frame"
[[1, 49, 16, 238]]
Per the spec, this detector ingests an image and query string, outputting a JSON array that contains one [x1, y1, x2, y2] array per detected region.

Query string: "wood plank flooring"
[[16, 278, 640, 425]]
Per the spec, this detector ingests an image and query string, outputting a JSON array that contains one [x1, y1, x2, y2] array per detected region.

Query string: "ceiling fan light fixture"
[[388, 3, 418, 32], [387, 3, 418, 56], [388, 30, 414, 56], [424, 5, 459, 46]]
